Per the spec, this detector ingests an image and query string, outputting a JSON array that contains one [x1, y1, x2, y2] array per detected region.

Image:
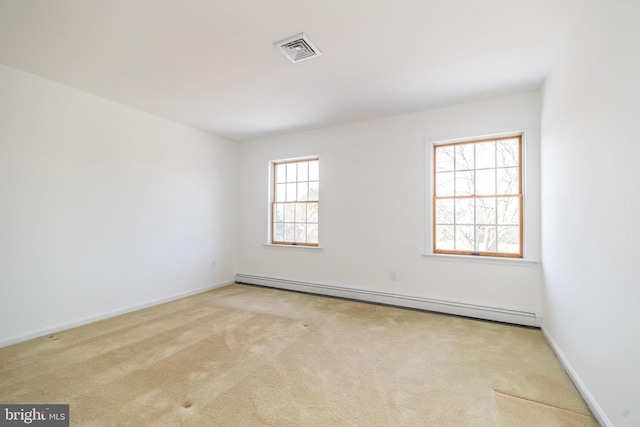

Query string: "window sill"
[[264, 243, 324, 251], [422, 252, 538, 266]]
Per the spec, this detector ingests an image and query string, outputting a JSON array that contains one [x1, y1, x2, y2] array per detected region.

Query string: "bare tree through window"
[[433, 136, 523, 257]]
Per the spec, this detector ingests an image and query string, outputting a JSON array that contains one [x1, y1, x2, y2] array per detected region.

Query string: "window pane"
[[476, 198, 496, 225], [295, 203, 307, 223], [297, 162, 308, 182], [455, 198, 474, 224], [455, 171, 474, 196], [475, 169, 496, 195], [476, 225, 497, 252], [497, 197, 520, 225], [284, 223, 295, 242], [307, 224, 318, 244], [276, 184, 286, 202], [274, 203, 284, 222], [274, 223, 284, 242], [436, 146, 454, 172], [497, 138, 519, 167], [295, 223, 307, 243], [286, 183, 297, 201], [284, 203, 295, 222], [497, 167, 519, 194], [475, 141, 495, 169], [308, 181, 319, 200], [436, 172, 454, 197], [307, 202, 318, 223], [276, 164, 287, 183], [297, 182, 309, 201], [455, 225, 474, 251], [308, 160, 319, 181], [432, 137, 521, 257], [272, 158, 319, 246], [286, 163, 297, 182], [498, 226, 520, 254], [455, 144, 474, 171], [435, 225, 454, 250], [435, 199, 454, 224]]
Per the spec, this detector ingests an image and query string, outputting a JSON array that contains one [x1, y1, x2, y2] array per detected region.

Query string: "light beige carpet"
[[0, 284, 598, 426]]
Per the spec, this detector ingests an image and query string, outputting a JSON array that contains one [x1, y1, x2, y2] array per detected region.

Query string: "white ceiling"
[[0, 0, 589, 141]]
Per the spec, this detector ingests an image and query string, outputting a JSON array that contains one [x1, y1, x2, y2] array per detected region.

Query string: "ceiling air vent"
[[274, 33, 322, 63]]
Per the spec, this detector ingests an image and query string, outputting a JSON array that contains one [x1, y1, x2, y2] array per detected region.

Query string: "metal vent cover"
[[274, 33, 322, 63]]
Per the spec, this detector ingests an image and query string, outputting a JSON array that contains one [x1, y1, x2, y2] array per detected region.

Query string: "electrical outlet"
[[211, 260, 217, 269], [390, 270, 398, 281]]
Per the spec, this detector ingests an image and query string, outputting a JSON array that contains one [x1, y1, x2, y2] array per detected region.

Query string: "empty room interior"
[[0, 0, 638, 426]]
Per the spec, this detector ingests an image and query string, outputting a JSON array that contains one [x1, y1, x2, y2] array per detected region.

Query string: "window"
[[272, 158, 319, 246], [433, 135, 523, 258]]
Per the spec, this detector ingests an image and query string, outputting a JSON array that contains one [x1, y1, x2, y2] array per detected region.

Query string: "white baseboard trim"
[[0, 280, 235, 348], [235, 274, 540, 327], [541, 326, 611, 427]]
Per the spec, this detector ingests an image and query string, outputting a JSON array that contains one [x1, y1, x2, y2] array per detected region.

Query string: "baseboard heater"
[[235, 274, 539, 327]]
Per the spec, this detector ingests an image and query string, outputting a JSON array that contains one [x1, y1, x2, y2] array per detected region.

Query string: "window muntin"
[[433, 136, 523, 258], [272, 158, 319, 246]]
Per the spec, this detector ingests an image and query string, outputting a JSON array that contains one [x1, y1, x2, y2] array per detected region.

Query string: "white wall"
[[0, 64, 238, 345], [541, 1, 640, 426], [237, 91, 542, 324]]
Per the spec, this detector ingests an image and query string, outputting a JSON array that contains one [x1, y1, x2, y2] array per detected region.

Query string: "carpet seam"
[[492, 388, 594, 418]]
